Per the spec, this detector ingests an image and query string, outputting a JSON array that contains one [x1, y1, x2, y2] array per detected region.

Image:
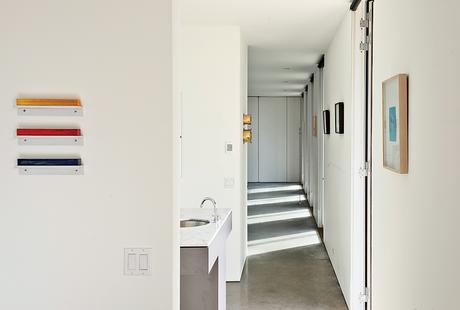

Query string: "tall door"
[[258, 97, 287, 182], [287, 97, 301, 182], [248, 97, 259, 182]]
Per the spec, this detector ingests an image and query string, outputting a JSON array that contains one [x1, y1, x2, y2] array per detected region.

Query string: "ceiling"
[[181, 0, 350, 96]]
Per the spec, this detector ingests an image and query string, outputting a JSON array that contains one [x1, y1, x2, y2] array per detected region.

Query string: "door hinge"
[[360, 15, 369, 28], [360, 287, 370, 303], [360, 36, 370, 51], [359, 162, 370, 177]]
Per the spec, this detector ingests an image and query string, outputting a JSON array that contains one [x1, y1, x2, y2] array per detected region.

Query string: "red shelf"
[[17, 129, 81, 136]]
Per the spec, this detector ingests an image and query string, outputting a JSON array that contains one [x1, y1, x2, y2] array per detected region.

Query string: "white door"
[[287, 97, 301, 182], [258, 97, 287, 182], [315, 69, 325, 227], [248, 97, 259, 182]]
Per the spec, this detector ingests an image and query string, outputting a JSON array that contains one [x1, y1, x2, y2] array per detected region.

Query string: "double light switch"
[[124, 248, 152, 276]]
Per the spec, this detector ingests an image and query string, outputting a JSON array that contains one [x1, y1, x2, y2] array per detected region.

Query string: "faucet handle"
[[212, 214, 220, 223]]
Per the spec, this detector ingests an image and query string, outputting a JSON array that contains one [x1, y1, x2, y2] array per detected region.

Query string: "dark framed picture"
[[322, 110, 330, 134], [335, 102, 344, 134]]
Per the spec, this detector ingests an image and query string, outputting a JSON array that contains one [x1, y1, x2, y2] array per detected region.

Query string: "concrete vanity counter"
[[180, 208, 232, 310]]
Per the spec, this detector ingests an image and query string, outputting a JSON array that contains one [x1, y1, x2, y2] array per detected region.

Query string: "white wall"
[[287, 97, 302, 182], [0, 1, 177, 309], [307, 83, 318, 208], [322, 12, 353, 307], [312, 69, 324, 225], [180, 25, 248, 281], [258, 97, 287, 182], [372, 1, 460, 309], [300, 94, 306, 186], [239, 32, 248, 268], [302, 90, 311, 196]]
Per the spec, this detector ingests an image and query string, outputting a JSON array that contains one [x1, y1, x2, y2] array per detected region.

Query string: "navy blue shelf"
[[17, 159, 82, 166]]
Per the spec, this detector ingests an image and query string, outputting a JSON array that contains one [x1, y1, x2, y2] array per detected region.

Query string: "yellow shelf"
[[16, 98, 81, 107]]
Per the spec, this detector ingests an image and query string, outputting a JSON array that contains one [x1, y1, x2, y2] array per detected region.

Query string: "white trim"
[[350, 2, 367, 310]]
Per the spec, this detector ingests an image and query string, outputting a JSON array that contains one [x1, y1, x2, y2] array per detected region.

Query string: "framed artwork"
[[382, 74, 408, 174], [323, 110, 330, 134], [312, 115, 317, 137], [335, 102, 344, 134]]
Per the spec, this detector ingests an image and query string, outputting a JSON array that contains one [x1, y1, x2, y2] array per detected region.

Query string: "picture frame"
[[382, 74, 408, 174], [323, 110, 330, 134], [335, 102, 344, 134]]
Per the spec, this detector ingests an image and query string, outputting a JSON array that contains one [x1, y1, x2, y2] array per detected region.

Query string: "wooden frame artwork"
[[382, 74, 408, 174]]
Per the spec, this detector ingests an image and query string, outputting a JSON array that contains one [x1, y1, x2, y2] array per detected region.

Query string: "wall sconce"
[[243, 129, 252, 143], [243, 114, 252, 143], [243, 114, 252, 125]]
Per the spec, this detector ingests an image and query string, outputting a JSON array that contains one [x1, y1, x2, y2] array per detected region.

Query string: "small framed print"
[[323, 110, 330, 134], [382, 74, 408, 174], [335, 102, 344, 134]]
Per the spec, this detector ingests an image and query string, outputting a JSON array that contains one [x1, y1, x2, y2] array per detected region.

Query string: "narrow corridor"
[[227, 183, 347, 310]]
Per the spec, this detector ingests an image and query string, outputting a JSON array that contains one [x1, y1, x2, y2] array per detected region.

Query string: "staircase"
[[247, 183, 321, 256]]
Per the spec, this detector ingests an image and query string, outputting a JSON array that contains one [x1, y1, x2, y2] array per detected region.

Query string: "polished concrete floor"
[[227, 183, 348, 310]]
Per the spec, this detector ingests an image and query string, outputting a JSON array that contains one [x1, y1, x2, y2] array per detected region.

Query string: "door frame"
[[364, 1, 374, 308], [316, 68, 325, 228], [350, 0, 373, 309]]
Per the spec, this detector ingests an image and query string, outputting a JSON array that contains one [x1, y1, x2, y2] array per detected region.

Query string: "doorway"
[[247, 97, 301, 183], [350, 0, 374, 309]]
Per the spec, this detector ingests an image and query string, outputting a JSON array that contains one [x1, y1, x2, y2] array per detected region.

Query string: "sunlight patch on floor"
[[247, 195, 306, 206], [247, 231, 321, 256], [247, 184, 303, 194], [247, 208, 311, 225]]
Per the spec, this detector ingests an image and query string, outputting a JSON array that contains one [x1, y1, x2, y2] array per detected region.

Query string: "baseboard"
[[227, 255, 247, 283]]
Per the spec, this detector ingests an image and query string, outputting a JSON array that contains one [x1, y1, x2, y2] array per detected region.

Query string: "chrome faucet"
[[200, 197, 219, 223]]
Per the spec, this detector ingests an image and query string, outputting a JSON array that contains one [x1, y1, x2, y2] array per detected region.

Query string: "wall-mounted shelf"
[[18, 166, 83, 175], [17, 105, 83, 116], [17, 129, 83, 145], [18, 136, 83, 145], [17, 158, 83, 175], [16, 98, 82, 116]]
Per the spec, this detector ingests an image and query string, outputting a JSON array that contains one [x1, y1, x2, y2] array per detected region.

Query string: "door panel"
[[258, 97, 287, 182], [248, 97, 259, 182], [287, 97, 301, 182]]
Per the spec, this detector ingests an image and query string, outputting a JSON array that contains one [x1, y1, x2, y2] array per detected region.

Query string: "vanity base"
[[180, 247, 219, 310]]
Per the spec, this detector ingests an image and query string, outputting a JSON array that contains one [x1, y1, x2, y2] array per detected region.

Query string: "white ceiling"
[[181, 0, 349, 96]]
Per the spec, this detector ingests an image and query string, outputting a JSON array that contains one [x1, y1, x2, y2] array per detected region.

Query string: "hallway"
[[227, 183, 348, 310]]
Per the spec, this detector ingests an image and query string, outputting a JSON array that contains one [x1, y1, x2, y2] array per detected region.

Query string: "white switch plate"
[[225, 142, 233, 153], [124, 248, 152, 276], [224, 177, 235, 189]]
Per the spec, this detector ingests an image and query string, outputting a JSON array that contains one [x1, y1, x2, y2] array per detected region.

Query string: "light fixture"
[[243, 114, 252, 125], [243, 114, 252, 143], [243, 129, 252, 143]]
